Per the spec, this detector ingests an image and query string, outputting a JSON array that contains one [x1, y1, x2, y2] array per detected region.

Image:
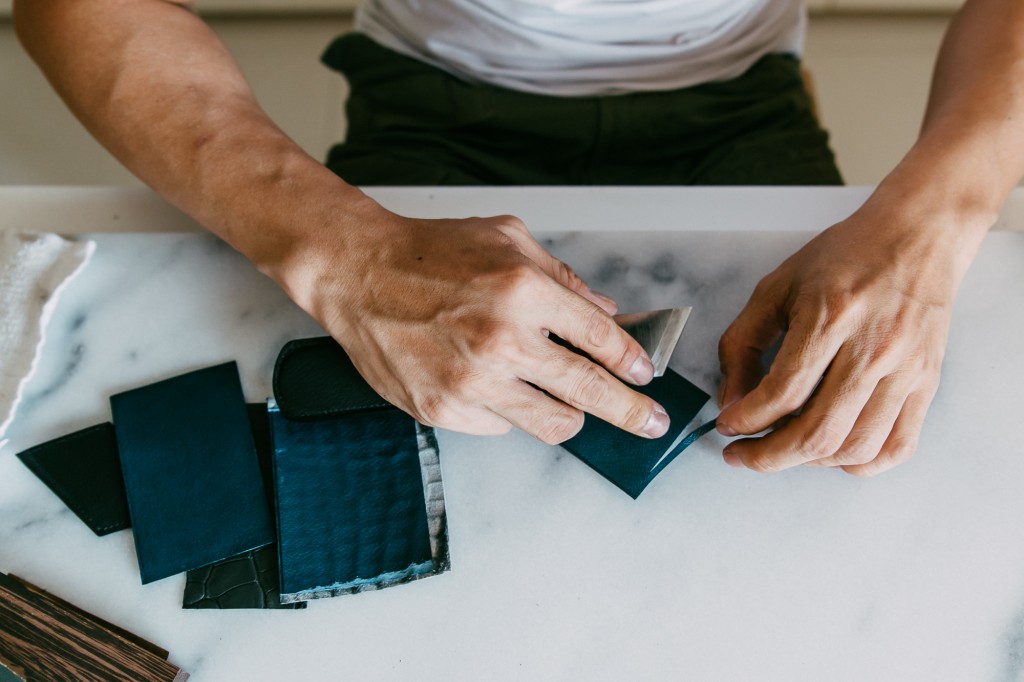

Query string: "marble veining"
[[1, 228, 1023, 681]]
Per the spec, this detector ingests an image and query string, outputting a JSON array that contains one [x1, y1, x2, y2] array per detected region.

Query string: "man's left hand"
[[715, 204, 982, 476]]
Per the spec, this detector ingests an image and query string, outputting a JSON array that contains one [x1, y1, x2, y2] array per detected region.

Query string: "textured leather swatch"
[[269, 399, 448, 603], [273, 336, 390, 420], [561, 368, 710, 498], [182, 545, 303, 610], [110, 362, 274, 584], [15, 423, 130, 536]]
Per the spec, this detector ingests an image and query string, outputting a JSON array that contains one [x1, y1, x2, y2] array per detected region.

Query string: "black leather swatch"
[[561, 368, 710, 498], [183, 544, 304, 610], [110, 362, 275, 584], [15, 423, 130, 536], [273, 336, 389, 420], [269, 400, 437, 603]]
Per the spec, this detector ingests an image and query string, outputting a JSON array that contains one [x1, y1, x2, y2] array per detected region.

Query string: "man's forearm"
[[13, 0, 372, 279], [14, 0, 669, 445], [867, 0, 1024, 240]]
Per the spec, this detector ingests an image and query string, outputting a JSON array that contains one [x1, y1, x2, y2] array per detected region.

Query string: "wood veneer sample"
[[0, 573, 188, 681]]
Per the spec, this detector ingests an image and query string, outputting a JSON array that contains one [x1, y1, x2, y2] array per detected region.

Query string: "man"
[[14, 0, 1023, 475]]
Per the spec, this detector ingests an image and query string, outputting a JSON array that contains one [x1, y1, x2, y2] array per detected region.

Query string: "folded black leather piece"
[[561, 369, 710, 499], [111, 362, 274, 584], [269, 396, 448, 603], [274, 336, 389, 420], [15, 423, 130, 536]]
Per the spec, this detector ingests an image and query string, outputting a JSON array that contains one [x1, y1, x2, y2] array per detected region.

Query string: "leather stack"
[[15, 343, 452, 610]]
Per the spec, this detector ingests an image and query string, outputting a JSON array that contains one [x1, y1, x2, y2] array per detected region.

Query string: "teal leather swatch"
[[111, 362, 274, 584], [561, 369, 710, 498]]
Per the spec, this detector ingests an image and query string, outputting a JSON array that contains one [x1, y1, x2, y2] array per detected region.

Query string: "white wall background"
[[0, 8, 953, 186]]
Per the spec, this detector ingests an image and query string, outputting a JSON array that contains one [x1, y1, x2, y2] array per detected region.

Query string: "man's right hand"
[[273, 205, 670, 444], [14, 0, 668, 443]]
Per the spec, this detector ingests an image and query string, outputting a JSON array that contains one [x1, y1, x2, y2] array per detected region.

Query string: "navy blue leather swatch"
[[15, 423, 130, 536], [561, 368, 710, 498], [181, 403, 303, 610], [269, 401, 434, 602], [110, 362, 274, 584]]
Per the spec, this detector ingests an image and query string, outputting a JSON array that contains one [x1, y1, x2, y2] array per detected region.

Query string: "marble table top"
[[2, 187, 1023, 681]]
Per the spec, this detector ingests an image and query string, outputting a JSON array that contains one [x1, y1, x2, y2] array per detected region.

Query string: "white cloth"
[[356, 0, 806, 96], [0, 231, 94, 441]]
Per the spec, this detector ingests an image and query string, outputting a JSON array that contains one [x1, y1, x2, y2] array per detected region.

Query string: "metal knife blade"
[[614, 307, 692, 377]]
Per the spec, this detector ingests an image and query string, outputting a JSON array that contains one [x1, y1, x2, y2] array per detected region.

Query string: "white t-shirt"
[[356, 0, 806, 96]]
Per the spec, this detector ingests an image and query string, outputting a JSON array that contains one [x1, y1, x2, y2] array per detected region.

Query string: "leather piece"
[[110, 362, 274, 584], [15, 423, 130, 536], [273, 336, 390, 420], [269, 399, 446, 603], [181, 404, 302, 610], [245, 402, 277, 513], [182, 545, 304, 610], [561, 368, 710, 498]]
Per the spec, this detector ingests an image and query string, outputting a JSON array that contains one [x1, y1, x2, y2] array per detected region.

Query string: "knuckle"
[[503, 260, 543, 299], [464, 322, 518, 361], [761, 374, 808, 415], [746, 453, 782, 474], [534, 409, 585, 445], [750, 273, 780, 301], [416, 393, 457, 427], [497, 214, 528, 232], [886, 436, 919, 464], [580, 307, 615, 349], [718, 325, 742, 358], [566, 363, 610, 409], [620, 398, 652, 432], [796, 417, 847, 460], [832, 437, 878, 466]]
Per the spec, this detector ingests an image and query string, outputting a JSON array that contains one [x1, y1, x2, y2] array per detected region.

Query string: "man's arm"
[[717, 0, 1024, 475], [14, 0, 670, 442]]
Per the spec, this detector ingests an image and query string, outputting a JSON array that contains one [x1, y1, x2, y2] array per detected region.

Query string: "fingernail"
[[716, 382, 727, 408], [642, 404, 670, 439], [717, 421, 738, 437], [723, 448, 744, 468], [629, 356, 655, 385]]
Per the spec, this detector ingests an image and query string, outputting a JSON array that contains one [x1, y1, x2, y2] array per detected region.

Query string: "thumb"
[[718, 277, 788, 409]]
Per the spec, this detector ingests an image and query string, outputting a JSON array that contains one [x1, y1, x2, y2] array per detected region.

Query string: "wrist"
[[866, 134, 1003, 243], [214, 153, 389, 306]]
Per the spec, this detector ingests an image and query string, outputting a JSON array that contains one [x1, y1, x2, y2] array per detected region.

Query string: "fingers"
[[717, 276, 788, 411], [410, 393, 515, 437], [488, 379, 588, 445], [804, 374, 907, 468], [517, 340, 669, 440], [717, 305, 847, 438], [840, 388, 935, 476], [721, 344, 885, 471], [542, 283, 656, 387]]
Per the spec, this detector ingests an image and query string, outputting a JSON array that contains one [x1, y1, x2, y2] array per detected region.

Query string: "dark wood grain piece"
[[0, 573, 187, 681]]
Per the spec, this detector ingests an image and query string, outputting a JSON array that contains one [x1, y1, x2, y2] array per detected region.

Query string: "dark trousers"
[[321, 33, 843, 186]]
